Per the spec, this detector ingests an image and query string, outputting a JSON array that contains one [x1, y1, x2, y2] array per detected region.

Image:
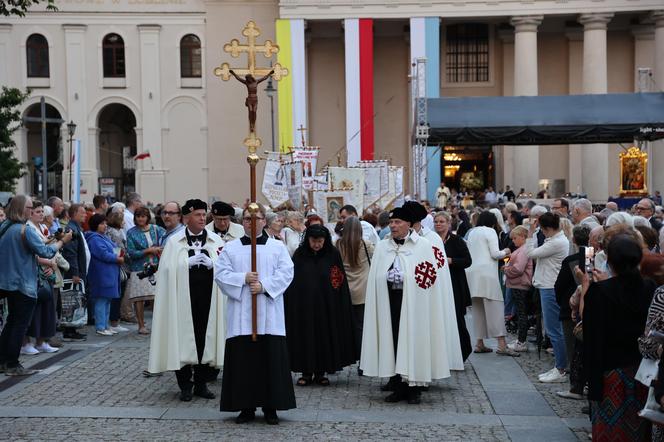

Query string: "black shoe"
[[179, 389, 193, 402], [63, 331, 87, 342], [357, 367, 364, 377], [385, 387, 408, 402], [581, 405, 590, 415], [381, 375, 401, 392], [407, 387, 422, 404], [5, 364, 39, 376], [193, 385, 215, 399], [263, 408, 279, 425], [235, 409, 256, 424], [420, 385, 430, 392]]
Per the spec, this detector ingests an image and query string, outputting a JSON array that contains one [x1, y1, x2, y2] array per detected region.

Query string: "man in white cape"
[[403, 201, 464, 371], [360, 206, 451, 405], [214, 204, 295, 425], [148, 199, 225, 402]]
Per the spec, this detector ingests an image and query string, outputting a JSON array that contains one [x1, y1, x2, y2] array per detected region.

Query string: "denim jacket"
[[0, 221, 58, 298]]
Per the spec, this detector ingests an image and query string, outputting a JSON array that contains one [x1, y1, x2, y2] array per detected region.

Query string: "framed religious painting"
[[619, 146, 648, 197], [313, 189, 352, 224]]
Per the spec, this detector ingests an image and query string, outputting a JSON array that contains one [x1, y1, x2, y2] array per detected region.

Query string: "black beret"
[[182, 199, 207, 215], [403, 201, 428, 223], [389, 206, 416, 224], [211, 201, 234, 216]]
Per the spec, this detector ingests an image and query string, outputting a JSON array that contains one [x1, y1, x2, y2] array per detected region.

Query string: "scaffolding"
[[411, 57, 429, 201]]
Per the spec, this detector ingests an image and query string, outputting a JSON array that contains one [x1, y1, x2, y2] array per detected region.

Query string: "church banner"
[[327, 166, 365, 214], [314, 173, 328, 191], [357, 160, 389, 209], [261, 159, 290, 207], [388, 166, 405, 209], [287, 161, 304, 210], [313, 189, 353, 224], [292, 146, 319, 190]]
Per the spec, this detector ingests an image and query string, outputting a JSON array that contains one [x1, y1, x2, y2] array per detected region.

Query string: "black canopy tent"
[[426, 92, 664, 146]]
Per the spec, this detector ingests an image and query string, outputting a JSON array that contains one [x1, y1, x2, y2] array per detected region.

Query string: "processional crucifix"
[[214, 20, 288, 341]]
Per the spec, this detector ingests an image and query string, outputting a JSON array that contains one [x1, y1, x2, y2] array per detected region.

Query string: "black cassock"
[[284, 246, 358, 375], [443, 232, 473, 361], [174, 230, 218, 390]]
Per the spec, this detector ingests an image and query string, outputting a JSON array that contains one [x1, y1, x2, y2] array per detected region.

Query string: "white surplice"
[[213, 236, 294, 339]]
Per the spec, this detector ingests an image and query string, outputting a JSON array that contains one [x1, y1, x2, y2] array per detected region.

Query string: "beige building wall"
[[307, 21, 346, 171]]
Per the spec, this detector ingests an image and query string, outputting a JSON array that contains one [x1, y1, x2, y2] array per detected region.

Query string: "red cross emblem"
[[414, 261, 437, 289], [432, 246, 445, 269], [330, 265, 345, 289]]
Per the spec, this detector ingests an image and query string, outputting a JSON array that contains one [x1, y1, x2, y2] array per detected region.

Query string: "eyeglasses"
[[636, 206, 652, 211], [243, 217, 265, 221], [161, 211, 180, 216]]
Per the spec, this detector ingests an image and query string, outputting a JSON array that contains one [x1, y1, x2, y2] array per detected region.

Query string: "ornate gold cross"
[[213, 20, 288, 81]]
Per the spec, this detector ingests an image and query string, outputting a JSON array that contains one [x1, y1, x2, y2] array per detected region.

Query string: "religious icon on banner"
[[620, 147, 648, 197], [313, 189, 351, 223]]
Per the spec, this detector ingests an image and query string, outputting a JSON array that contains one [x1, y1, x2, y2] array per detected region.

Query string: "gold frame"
[[619, 146, 648, 197]]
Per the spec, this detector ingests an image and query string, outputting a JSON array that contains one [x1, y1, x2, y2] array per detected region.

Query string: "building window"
[[103, 33, 125, 78], [445, 23, 489, 83], [180, 34, 202, 78], [26, 34, 49, 78]]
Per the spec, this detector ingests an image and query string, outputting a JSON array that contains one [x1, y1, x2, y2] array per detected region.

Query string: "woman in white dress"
[[465, 211, 518, 356]]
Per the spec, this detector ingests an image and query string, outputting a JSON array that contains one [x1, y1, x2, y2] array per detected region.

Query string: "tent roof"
[[426, 93, 664, 145]]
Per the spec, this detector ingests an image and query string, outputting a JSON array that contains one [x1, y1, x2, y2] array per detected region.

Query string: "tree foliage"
[[0, 0, 57, 17], [0, 87, 29, 192]]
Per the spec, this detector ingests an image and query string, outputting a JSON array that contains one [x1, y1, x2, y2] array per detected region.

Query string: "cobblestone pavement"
[[0, 314, 589, 441]]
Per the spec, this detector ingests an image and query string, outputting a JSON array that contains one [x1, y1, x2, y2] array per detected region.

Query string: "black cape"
[[443, 232, 473, 361], [284, 245, 358, 374]]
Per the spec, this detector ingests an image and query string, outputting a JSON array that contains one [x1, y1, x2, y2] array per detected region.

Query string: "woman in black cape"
[[284, 224, 357, 386]]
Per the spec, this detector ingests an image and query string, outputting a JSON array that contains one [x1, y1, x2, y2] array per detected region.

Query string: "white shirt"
[[123, 209, 135, 234], [282, 226, 303, 257], [361, 220, 380, 245], [526, 230, 569, 289], [214, 237, 294, 339]]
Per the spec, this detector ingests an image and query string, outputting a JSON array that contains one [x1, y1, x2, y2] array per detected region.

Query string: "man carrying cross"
[[213, 203, 295, 425], [360, 204, 452, 405]]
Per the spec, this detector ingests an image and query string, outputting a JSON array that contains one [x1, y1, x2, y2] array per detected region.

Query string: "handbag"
[[119, 265, 129, 283], [60, 279, 87, 328], [572, 321, 583, 342], [362, 240, 371, 265]]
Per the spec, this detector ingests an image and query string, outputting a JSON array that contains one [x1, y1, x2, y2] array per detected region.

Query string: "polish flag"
[[134, 152, 151, 161]]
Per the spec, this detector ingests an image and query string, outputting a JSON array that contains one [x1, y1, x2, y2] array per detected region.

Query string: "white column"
[[290, 19, 308, 144], [510, 15, 542, 196], [0, 24, 13, 87], [499, 29, 514, 191], [137, 24, 165, 203], [632, 23, 655, 193], [652, 11, 664, 196], [344, 19, 361, 166], [566, 29, 584, 195], [579, 13, 613, 202], [63, 24, 94, 201]]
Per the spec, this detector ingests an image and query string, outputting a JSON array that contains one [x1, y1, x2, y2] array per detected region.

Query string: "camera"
[[54, 227, 71, 240], [137, 263, 158, 285]]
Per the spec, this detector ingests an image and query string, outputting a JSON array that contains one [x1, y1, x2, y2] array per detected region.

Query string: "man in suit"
[[637, 198, 662, 232]]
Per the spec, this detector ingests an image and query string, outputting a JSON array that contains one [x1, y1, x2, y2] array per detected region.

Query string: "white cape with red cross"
[[360, 230, 456, 386]]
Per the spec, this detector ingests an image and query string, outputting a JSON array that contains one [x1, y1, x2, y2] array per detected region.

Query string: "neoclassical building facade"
[[2, 0, 664, 204]]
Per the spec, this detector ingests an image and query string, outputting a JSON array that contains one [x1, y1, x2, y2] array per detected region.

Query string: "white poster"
[[358, 160, 390, 209], [261, 159, 289, 207], [313, 189, 353, 224], [293, 147, 319, 190], [314, 173, 328, 191], [287, 161, 303, 210], [328, 167, 364, 213]]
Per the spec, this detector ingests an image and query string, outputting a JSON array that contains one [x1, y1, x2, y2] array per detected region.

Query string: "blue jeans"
[[0, 290, 36, 368], [94, 298, 111, 331], [539, 288, 568, 370], [504, 287, 516, 317]]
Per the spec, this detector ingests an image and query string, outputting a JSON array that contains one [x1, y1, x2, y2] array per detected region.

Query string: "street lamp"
[[264, 76, 276, 152], [67, 120, 76, 202]]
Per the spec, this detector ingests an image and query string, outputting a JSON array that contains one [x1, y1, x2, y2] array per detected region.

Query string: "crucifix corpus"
[[214, 20, 289, 341]]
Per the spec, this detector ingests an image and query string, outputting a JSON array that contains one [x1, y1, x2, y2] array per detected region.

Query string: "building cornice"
[[279, 0, 663, 20]]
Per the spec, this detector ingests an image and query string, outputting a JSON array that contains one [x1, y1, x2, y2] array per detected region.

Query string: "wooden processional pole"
[[214, 20, 288, 341]]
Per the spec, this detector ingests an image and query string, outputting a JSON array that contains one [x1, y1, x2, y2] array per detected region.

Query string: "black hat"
[[389, 206, 416, 224], [182, 199, 207, 215], [403, 201, 428, 223], [211, 201, 234, 217], [306, 224, 329, 238]]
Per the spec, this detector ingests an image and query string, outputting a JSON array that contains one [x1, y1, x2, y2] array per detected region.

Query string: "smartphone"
[[584, 246, 595, 274]]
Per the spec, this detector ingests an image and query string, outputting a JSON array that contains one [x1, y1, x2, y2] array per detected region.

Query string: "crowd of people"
[[3, 188, 664, 438]]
